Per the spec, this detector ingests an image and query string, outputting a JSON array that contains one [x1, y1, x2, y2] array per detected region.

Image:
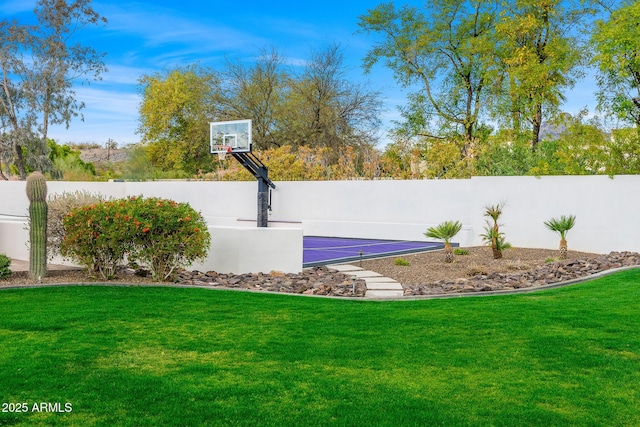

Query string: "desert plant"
[[61, 200, 137, 279], [126, 197, 211, 281], [481, 203, 510, 259], [26, 171, 48, 280], [394, 258, 410, 266], [47, 190, 105, 260], [61, 197, 211, 281], [544, 215, 576, 260], [425, 220, 463, 263], [480, 225, 511, 259], [0, 254, 11, 279], [453, 248, 469, 255]]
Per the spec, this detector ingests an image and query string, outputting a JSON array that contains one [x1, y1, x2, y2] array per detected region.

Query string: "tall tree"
[[216, 48, 288, 150], [592, 1, 640, 128], [358, 1, 501, 158], [138, 65, 219, 174], [0, 0, 107, 179], [494, 0, 590, 148], [282, 44, 382, 152]]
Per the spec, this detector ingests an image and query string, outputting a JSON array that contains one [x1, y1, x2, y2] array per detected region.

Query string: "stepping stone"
[[365, 289, 405, 298], [364, 277, 399, 284], [365, 282, 403, 290], [349, 270, 383, 278], [330, 264, 364, 272]]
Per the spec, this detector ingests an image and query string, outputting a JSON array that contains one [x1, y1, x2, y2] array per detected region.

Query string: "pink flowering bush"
[[61, 197, 211, 281]]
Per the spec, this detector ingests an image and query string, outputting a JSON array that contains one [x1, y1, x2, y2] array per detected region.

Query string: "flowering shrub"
[[61, 200, 137, 279], [61, 197, 211, 281], [125, 197, 211, 281]]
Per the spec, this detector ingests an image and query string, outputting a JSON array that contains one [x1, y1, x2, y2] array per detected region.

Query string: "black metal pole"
[[257, 172, 269, 228], [230, 152, 275, 228]]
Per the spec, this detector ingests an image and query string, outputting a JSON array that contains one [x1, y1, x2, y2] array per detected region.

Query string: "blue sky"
[[3, 0, 599, 148]]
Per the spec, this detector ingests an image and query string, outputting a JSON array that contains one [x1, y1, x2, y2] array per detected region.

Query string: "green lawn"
[[1, 271, 639, 426]]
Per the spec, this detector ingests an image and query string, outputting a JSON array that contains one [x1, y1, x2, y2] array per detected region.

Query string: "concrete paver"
[[349, 270, 384, 278], [330, 264, 364, 272], [365, 289, 404, 298], [365, 282, 404, 290], [363, 277, 399, 283]]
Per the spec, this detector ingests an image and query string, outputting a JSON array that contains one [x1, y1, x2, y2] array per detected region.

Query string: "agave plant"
[[425, 220, 463, 263], [481, 202, 510, 259], [544, 215, 576, 260]]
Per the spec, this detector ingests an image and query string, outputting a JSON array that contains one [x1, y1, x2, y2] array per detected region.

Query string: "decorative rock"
[[169, 265, 367, 297], [405, 252, 640, 296]]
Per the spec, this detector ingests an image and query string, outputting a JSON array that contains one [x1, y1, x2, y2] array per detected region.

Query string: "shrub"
[[61, 200, 137, 279], [126, 197, 211, 281], [394, 258, 410, 266], [61, 197, 211, 281], [48, 190, 106, 260], [453, 248, 469, 255], [0, 254, 11, 279]]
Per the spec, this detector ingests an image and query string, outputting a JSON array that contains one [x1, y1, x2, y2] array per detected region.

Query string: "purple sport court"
[[303, 236, 448, 267]]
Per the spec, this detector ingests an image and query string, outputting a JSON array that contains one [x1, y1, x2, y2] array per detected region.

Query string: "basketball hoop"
[[213, 144, 232, 161]]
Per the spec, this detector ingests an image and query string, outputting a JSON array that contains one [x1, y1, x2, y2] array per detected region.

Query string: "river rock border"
[[403, 251, 640, 296]]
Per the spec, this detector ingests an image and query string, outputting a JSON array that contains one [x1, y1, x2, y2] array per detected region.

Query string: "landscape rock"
[[173, 265, 367, 297], [403, 251, 640, 296]]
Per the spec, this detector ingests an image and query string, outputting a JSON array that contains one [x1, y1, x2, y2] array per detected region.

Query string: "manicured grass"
[[1, 271, 639, 426]]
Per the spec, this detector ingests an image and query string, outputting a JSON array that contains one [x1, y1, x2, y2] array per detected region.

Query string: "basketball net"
[[214, 145, 232, 161]]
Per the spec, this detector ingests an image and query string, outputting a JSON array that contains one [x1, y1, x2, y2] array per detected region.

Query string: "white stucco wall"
[[205, 226, 303, 274], [1, 175, 639, 272]]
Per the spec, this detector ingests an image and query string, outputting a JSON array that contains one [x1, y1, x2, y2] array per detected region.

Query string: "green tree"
[[282, 44, 382, 155], [359, 1, 501, 158], [216, 48, 288, 150], [591, 1, 640, 128], [494, 0, 589, 148], [138, 65, 219, 175], [138, 45, 382, 174], [0, 0, 107, 179], [48, 139, 96, 180]]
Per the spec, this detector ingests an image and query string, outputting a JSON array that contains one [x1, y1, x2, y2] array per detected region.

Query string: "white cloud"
[[97, 2, 266, 59], [48, 86, 141, 145], [101, 64, 151, 86]]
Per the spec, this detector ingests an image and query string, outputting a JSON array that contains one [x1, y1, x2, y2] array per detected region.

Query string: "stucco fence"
[[1, 175, 638, 273]]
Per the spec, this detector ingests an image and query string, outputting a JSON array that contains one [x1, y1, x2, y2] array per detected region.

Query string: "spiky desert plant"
[[544, 215, 576, 260], [482, 203, 509, 259], [480, 225, 511, 259], [26, 171, 48, 280], [425, 220, 463, 263]]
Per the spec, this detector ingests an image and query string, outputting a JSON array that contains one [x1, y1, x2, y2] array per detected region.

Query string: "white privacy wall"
[[1, 175, 639, 262]]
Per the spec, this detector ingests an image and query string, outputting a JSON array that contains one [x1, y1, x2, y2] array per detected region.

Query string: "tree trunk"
[[531, 102, 542, 150], [559, 238, 567, 260], [492, 244, 503, 260], [444, 242, 454, 263], [14, 142, 27, 180]]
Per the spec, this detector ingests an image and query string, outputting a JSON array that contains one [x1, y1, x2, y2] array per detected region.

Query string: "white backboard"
[[210, 119, 251, 153]]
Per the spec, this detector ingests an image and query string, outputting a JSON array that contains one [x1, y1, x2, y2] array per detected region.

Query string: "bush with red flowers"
[[61, 197, 210, 280]]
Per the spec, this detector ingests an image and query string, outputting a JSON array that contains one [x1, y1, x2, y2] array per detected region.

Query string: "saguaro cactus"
[[26, 172, 48, 280]]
